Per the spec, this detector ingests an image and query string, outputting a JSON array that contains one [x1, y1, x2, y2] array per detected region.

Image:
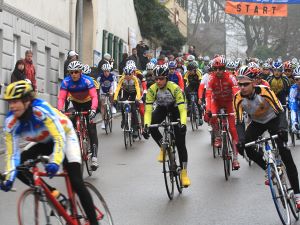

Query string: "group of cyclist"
[[3, 48, 300, 222]]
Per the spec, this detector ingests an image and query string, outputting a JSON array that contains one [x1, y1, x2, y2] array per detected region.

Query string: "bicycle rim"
[[222, 133, 230, 181], [172, 143, 182, 194], [108, 109, 113, 133], [268, 164, 291, 225], [194, 104, 199, 130], [74, 182, 114, 225], [78, 132, 85, 176], [18, 188, 64, 225], [190, 110, 195, 131], [84, 137, 93, 177], [163, 148, 174, 200], [124, 114, 129, 149]]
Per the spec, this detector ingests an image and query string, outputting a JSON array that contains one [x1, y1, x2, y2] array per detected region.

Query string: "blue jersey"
[[97, 73, 114, 93], [60, 74, 95, 103], [168, 73, 179, 85], [289, 84, 300, 124]]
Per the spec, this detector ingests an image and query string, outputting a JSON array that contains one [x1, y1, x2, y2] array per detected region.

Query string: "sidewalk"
[[0, 112, 121, 155]]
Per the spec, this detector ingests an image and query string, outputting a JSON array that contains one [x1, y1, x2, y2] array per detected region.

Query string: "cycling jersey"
[[198, 73, 210, 99], [58, 74, 98, 110], [168, 71, 184, 91], [114, 75, 141, 100], [257, 79, 270, 87], [145, 81, 187, 126], [97, 73, 115, 94], [3, 98, 81, 181], [289, 84, 300, 125], [234, 85, 283, 124], [184, 69, 202, 87]]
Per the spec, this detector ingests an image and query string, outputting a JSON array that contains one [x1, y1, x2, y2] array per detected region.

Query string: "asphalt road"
[[1, 117, 300, 225]]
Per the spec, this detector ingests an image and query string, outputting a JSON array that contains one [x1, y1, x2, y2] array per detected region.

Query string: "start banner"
[[225, 0, 288, 17]]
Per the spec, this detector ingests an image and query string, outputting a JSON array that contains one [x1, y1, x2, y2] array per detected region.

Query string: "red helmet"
[[238, 66, 261, 80], [283, 61, 293, 70], [212, 56, 226, 68]]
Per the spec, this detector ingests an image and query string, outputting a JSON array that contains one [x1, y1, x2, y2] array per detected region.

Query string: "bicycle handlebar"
[[245, 135, 278, 148], [149, 121, 179, 128], [118, 100, 136, 104], [211, 113, 235, 117], [64, 111, 89, 116]]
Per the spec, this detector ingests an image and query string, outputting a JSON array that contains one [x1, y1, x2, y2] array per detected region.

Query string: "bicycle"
[[149, 114, 182, 200], [245, 135, 299, 225], [119, 100, 140, 149], [65, 111, 93, 176], [103, 93, 113, 134], [189, 92, 200, 131], [211, 109, 235, 181], [0, 156, 114, 225]]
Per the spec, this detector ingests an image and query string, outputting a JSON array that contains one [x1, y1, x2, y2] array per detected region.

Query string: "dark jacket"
[[11, 60, 26, 83]]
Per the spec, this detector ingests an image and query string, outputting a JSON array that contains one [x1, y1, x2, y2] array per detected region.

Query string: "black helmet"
[[153, 64, 169, 77]]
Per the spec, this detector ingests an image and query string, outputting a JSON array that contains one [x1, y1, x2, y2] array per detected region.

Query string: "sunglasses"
[[285, 69, 292, 72], [295, 78, 300, 81], [155, 77, 166, 81], [70, 71, 80, 74], [238, 82, 251, 87]]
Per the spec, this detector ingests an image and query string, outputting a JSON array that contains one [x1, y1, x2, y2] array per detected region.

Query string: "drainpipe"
[[78, 0, 83, 60]]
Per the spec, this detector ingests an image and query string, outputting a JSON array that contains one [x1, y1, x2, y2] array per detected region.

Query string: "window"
[[45, 47, 51, 94], [102, 30, 108, 55], [58, 52, 65, 80], [113, 36, 119, 68], [13, 35, 20, 67], [30, 42, 37, 66], [107, 33, 113, 55]]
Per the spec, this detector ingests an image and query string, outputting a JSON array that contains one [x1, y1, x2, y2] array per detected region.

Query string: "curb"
[[0, 112, 121, 155]]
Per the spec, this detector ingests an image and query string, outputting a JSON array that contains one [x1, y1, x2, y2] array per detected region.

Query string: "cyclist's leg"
[[128, 92, 138, 132], [18, 142, 55, 189], [244, 121, 266, 169], [149, 106, 167, 147], [268, 115, 300, 194], [211, 101, 220, 146]]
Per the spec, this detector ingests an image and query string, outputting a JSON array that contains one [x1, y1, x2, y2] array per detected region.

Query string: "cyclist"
[[168, 61, 184, 91], [283, 60, 295, 86], [0, 80, 99, 224], [240, 66, 270, 87], [57, 61, 99, 170], [114, 65, 141, 137], [145, 62, 156, 89], [267, 60, 290, 107], [142, 65, 191, 187], [202, 56, 211, 74], [260, 62, 272, 80], [98, 63, 115, 129], [205, 56, 240, 170], [234, 72, 300, 208], [226, 60, 237, 76], [289, 66, 300, 134]]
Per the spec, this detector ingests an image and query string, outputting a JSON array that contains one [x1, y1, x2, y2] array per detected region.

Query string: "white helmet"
[[103, 53, 111, 60], [68, 61, 83, 71], [101, 63, 111, 72], [226, 60, 236, 70], [293, 65, 300, 78], [187, 55, 195, 62], [126, 60, 136, 66], [24, 79, 32, 84], [146, 62, 155, 70], [247, 62, 260, 69], [82, 64, 91, 75]]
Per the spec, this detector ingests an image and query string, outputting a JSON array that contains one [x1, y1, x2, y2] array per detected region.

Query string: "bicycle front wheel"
[[268, 164, 291, 225], [18, 188, 64, 225], [83, 136, 93, 177], [163, 147, 175, 200], [222, 132, 230, 181]]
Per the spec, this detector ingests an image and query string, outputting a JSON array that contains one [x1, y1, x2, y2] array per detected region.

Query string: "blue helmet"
[[272, 61, 283, 71], [168, 61, 177, 69], [150, 58, 157, 65]]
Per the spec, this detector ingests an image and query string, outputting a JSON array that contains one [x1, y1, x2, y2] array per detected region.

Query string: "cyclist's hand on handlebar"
[[45, 163, 59, 178], [179, 124, 187, 133], [198, 99, 202, 105], [142, 125, 150, 139], [89, 110, 97, 120], [0, 180, 13, 192], [204, 111, 211, 122]]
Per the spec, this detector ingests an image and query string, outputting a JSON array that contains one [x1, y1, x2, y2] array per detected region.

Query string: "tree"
[[134, 0, 186, 52]]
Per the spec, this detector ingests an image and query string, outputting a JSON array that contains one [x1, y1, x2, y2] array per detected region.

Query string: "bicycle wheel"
[[193, 103, 199, 130], [18, 188, 64, 225], [163, 147, 175, 200], [108, 107, 113, 133], [74, 182, 114, 225], [77, 131, 85, 175], [104, 107, 109, 135], [172, 143, 182, 194], [123, 113, 130, 149], [222, 132, 230, 181], [83, 136, 93, 177], [190, 109, 195, 131], [211, 132, 217, 158], [268, 164, 291, 225]]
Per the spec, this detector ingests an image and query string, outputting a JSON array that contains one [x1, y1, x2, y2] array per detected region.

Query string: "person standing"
[[11, 59, 26, 83], [127, 48, 141, 70], [64, 50, 79, 77], [24, 50, 37, 90], [119, 53, 128, 74]]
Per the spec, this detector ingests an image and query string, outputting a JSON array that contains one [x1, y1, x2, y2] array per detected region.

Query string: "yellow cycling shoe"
[[157, 148, 164, 163], [180, 169, 191, 188]]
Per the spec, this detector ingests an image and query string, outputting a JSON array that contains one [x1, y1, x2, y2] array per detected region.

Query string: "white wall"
[[4, 0, 70, 32]]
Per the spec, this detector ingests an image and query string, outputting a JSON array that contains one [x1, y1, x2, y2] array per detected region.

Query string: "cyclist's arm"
[[134, 77, 141, 100], [113, 77, 124, 101], [230, 75, 239, 95], [144, 87, 155, 126], [174, 86, 187, 125], [289, 87, 298, 125], [198, 83, 205, 100], [57, 89, 68, 111], [176, 72, 184, 91], [88, 87, 98, 111]]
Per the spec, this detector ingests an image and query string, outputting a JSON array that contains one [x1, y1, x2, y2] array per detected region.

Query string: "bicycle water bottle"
[[125, 105, 130, 113], [51, 190, 69, 210]]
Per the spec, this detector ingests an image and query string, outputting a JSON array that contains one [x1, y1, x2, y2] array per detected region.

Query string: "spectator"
[[97, 53, 111, 74], [127, 48, 141, 69], [136, 40, 149, 59], [11, 59, 26, 83], [24, 50, 37, 90], [119, 53, 128, 74], [64, 50, 79, 77], [188, 45, 197, 57], [140, 50, 150, 70]]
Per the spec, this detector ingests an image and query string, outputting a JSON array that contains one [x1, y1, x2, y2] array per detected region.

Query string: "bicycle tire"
[[78, 130, 85, 176], [108, 107, 113, 133], [211, 132, 217, 158], [222, 132, 230, 181], [18, 188, 64, 225], [190, 109, 195, 131], [172, 142, 182, 194], [83, 135, 93, 177], [194, 103, 199, 130], [74, 182, 114, 225], [268, 164, 291, 225], [104, 107, 109, 135], [124, 113, 130, 149], [163, 147, 175, 200]]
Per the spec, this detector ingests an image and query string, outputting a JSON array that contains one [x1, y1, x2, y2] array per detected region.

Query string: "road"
[[1, 117, 300, 225]]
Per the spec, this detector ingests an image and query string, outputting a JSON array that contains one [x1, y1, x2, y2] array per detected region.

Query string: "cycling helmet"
[[187, 61, 198, 71], [4, 80, 34, 100], [187, 55, 195, 62], [262, 62, 271, 70], [68, 61, 83, 71], [150, 58, 157, 65], [24, 79, 32, 84], [283, 61, 293, 70], [153, 65, 169, 77], [123, 65, 135, 75], [237, 66, 260, 80], [126, 60, 136, 66], [204, 56, 210, 62], [82, 64, 92, 75], [146, 62, 156, 70], [212, 56, 226, 69], [226, 60, 236, 70], [247, 62, 260, 69], [293, 66, 300, 78], [198, 56, 203, 61], [168, 61, 177, 69], [272, 61, 283, 71], [101, 63, 111, 72]]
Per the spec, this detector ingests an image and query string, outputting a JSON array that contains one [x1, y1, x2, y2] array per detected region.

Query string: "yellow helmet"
[[4, 80, 34, 100]]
